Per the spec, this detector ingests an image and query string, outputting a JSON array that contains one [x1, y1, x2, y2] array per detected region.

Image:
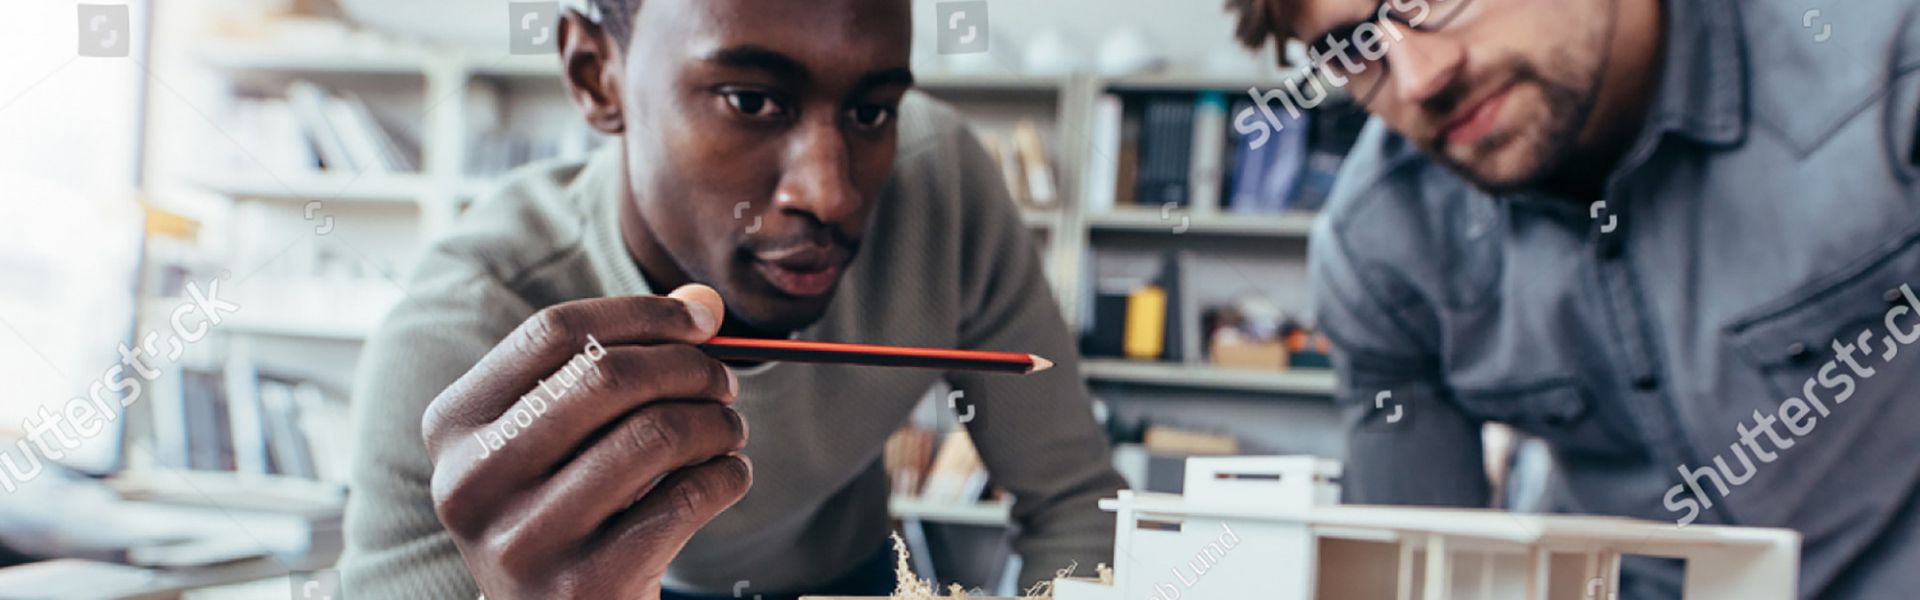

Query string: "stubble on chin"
[[1437, 55, 1600, 195]]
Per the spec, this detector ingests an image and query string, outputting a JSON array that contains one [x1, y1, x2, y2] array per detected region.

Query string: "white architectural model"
[[1049, 457, 1800, 600]]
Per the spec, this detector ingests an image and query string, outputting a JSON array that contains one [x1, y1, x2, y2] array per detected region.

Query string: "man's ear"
[[557, 10, 624, 135]]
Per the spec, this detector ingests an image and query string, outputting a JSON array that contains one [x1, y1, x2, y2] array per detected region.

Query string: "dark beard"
[[1430, 56, 1601, 196]]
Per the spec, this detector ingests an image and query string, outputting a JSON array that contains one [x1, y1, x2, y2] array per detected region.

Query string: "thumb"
[[667, 284, 725, 338]]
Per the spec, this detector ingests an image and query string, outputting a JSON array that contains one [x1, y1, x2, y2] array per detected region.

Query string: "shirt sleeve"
[[940, 124, 1128, 588], [337, 265, 531, 599], [1309, 214, 1490, 507]]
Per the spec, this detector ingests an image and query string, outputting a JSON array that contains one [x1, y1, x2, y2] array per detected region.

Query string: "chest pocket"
[[1453, 379, 1644, 459], [1727, 222, 1920, 408], [1718, 220, 1920, 527]]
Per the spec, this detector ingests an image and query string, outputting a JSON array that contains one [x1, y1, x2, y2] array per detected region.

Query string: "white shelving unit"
[[890, 496, 1014, 527], [188, 172, 433, 205], [1083, 359, 1335, 396], [160, 37, 1342, 402], [1085, 209, 1319, 237]]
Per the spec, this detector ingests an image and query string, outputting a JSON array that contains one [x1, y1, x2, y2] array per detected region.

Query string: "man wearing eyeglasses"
[[1226, 0, 1920, 597]]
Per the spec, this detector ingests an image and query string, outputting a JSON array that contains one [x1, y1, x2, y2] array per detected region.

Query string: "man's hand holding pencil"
[[422, 284, 747, 600], [420, 284, 1051, 599]]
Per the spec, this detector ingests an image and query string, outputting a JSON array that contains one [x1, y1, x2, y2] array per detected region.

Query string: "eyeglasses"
[[1303, 0, 1479, 109]]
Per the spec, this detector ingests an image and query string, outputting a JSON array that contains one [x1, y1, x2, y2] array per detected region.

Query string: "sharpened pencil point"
[[1028, 354, 1054, 374]]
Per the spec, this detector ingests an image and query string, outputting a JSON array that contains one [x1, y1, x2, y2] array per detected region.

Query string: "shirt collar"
[[1644, 0, 1749, 146]]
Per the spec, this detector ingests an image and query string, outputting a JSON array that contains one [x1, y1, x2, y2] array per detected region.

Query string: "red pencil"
[[698, 336, 1054, 374]]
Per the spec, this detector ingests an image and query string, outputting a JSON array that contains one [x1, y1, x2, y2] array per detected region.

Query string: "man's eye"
[[848, 105, 894, 129], [724, 91, 788, 119]]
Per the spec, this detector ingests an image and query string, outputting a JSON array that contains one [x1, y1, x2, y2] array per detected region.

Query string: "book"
[[1012, 121, 1057, 208], [1115, 102, 1143, 207], [1123, 285, 1168, 360], [1134, 96, 1195, 209], [284, 80, 357, 172], [223, 356, 269, 475], [989, 133, 1027, 203], [1225, 99, 1310, 214], [325, 96, 391, 175], [149, 365, 190, 470], [293, 382, 350, 484], [1187, 92, 1229, 213], [1084, 94, 1124, 214], [258, 378, 318, 479], [1083, 288, 1132, 359], [228, 97, 320, 173], [1158, 251, 1201, 363], [338, 91, 417, 172], [181, 369, 232, 471]]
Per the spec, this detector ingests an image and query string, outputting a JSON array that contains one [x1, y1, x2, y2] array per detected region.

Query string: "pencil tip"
[[1028, 354, 1054, 374]]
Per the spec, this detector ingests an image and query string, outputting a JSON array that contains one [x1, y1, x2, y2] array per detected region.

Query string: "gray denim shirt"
[[1309, 0, 1920, 597]]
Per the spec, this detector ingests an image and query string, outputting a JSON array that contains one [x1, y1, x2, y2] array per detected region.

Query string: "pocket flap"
[[1727, 226, 1920, 367]]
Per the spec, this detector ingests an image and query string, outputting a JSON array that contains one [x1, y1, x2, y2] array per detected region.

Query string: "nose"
[[1384, 28, 1465, 106], [774, 115, 863, 229]]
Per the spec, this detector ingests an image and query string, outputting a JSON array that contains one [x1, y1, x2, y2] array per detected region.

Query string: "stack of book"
[[149, 365, 351, 485], [219, 80, 419, 176], [977, 121, 1059, 210], [1085, 89, 1367, 216], [1082, 251, 1197, 363]]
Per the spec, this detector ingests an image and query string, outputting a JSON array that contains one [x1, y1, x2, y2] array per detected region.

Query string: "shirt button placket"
[[1591, 193, 1690, 471]]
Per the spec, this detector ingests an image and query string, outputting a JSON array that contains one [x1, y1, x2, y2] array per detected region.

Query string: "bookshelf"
[[161, 37, 1347, 396], [107, 16, 1404, 600], [137, 29, 1357, 533]]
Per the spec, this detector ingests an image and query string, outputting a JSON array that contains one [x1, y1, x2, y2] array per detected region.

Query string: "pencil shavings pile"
[[887, 532, 1110, 600]]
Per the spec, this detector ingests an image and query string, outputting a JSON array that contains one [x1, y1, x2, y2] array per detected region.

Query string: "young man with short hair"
[[1227, 0, 1920, 597], [338, 1, 1125, 598]]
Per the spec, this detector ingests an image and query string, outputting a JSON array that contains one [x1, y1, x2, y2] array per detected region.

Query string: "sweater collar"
[[573, 143, 655, 298]]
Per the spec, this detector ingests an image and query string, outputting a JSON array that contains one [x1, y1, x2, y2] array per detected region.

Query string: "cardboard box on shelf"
[[1208, 337, 1286, 371]]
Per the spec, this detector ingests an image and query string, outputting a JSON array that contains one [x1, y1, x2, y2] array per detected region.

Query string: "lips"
[[752, 245, 850, 298], [1440, 84, 1512, 150]]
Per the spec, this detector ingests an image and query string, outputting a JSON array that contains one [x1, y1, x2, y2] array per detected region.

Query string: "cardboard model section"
[[1049, 456, 1801, 600]]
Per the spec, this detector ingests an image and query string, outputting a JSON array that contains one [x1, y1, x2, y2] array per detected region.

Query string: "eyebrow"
[[704, 45, 811, 84], [858, 67, 916, 92], [702, 45, 915, 93]]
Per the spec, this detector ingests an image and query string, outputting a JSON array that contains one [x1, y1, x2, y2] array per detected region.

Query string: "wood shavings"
[[890, 532, 944, 600], [887, 532, 1106, 600]]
